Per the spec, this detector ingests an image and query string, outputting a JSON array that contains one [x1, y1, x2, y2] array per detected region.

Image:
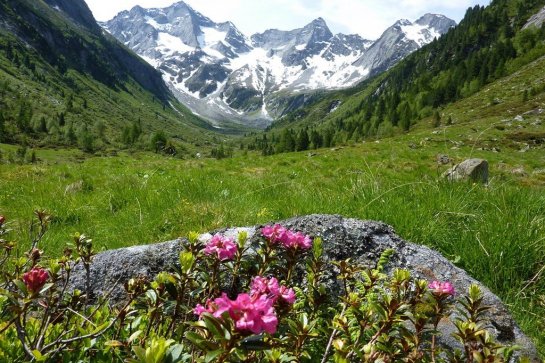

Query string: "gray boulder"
[[443, 158, 489, 183], [68, 215, 538, 361]]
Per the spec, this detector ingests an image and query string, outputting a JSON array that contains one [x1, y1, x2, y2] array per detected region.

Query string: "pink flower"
[[280, 231, 312, 250], [22, 267, 49, 293], [279, 285, 296, 304], [262, 225, 313, 251], [251, 276, 280, 296], [194, 292, 279, 335], [0, 215, 5, 226], [429, 281, 455, 296], [203, 234, 237, 261], [193, 293, 232, 318], [250, 276, 296, 305], [262, 224, 287, 244], [231, 293, 278, 334]]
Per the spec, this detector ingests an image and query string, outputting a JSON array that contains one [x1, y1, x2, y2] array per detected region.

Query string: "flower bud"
[[22, 267, 49, 293]]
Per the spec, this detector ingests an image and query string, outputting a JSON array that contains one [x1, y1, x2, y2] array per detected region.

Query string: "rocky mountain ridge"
[[103, 1, 455, 127]]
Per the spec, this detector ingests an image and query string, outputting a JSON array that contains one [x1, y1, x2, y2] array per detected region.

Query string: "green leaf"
[[32, 350, 46, 362], [128, 330, 142, 344], [179, 251, 195, 275], [313, 237, 323, 259], [165, 344, 185, 363], [91, 321, 110, 335], [104, 340, 124, 347], [14, 279, 27, 294], [237, 230, 248, 248], [185, 331, 219, 351], [145, 289, 158, 305], [202, 314, 230, 341], [132, 346, 147, 362], [204, 349, 223, 363], [39, 283, 54, 295], [165, 282, 178, 300]]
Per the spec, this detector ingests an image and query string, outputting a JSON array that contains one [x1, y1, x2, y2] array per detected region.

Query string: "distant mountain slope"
[[0, 0, 217, 153], [103, 1, 454, 127], [248, 0, 545, 154]]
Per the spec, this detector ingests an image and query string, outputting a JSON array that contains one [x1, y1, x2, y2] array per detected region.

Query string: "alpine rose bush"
[[0, 217, 524, 363]]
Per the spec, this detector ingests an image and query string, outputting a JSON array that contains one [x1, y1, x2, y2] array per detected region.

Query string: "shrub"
[[0, 214, 526, 362]]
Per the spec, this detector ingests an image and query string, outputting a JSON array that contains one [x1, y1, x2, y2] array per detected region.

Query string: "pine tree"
[[296, 129, 309, 151], [433, 110, 441, 128], [38, 116, 48, 133]]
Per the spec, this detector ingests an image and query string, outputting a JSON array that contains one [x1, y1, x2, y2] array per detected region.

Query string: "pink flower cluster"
[[203, 234, 237, 261], [194, 276, 296, 335], [428, 280, 455, 296], [23, 267, 49, 293], [194, 292, 278, 334], [250, 276, 296, 304], [262, 224, 312, 250]]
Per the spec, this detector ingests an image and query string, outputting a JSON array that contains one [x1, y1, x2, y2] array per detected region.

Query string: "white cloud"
[[85, 0, 491, 39]]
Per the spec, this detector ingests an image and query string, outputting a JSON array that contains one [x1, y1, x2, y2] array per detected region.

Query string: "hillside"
[[0, 0, 224, 154], [249, 0, 545, 154]]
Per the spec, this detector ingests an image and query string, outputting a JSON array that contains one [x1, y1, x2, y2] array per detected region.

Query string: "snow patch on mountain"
[[401, 22, 441, 46]]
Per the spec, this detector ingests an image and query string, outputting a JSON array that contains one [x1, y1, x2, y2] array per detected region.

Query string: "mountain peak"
[[394, 19, 412, 27], [305, 17, 329, 30], [415, 13, 456, 32], [311, 17, 327, 25]]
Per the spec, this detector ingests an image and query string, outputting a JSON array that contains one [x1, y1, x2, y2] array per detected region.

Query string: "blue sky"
[[85, 0, 491, 39]]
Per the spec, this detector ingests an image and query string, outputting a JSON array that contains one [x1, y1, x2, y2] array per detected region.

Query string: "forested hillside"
[[248, 0, 545, 154], [0, 0, 218, 155]]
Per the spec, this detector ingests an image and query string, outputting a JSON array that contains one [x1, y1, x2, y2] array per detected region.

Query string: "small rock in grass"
[[443, 158, 489, 183]]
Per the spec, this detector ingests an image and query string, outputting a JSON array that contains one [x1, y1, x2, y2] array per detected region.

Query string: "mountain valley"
[[103, 2, 455, 127]]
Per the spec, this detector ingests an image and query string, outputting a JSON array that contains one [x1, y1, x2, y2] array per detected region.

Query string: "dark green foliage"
[[211, 143, 233, 159], [37, 116, 48, 133], [433, 110, 442, 128], [150, 131, 168, 153]]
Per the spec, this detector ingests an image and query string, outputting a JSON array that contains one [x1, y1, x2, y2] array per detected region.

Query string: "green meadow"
[[1, 107, 544, 353]]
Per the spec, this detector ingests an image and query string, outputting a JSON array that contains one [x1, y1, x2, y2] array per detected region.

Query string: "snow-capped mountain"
[[103, 1, 455, 127], [353, 14, 456, 75]]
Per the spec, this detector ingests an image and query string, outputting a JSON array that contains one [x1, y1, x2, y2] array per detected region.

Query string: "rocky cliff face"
[[524, 6, 545, 29], [103, 1, 455, 127]]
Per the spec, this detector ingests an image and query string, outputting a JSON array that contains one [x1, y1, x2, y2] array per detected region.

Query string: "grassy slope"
[[1, 53, 545, 354]]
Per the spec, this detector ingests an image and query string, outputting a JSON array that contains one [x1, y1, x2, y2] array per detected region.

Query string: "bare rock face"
[[443, 158, 489, 183], [69, 215, 538, 361], [524, 6, 545, 30]]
